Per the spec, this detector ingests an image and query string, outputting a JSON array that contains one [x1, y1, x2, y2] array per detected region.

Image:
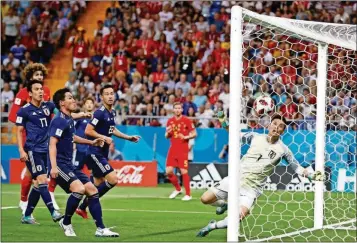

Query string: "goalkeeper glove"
[[216, 111, 229, 129], [307, 171, 325, 182]]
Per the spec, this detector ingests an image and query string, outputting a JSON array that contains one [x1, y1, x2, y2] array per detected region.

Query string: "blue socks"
[[38, 183, 55, 215], [63, 192, 84, 225], [88, 193, 105, 229], [24, 187, 40, 217], [79, 181, 115, 211]]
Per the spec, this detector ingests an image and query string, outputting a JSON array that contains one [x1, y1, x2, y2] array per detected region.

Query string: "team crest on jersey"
[[43, 108, 50, 116], [268, 150, 276, 159]]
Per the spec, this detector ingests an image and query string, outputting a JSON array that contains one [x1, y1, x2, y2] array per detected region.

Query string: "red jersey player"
[[8, 63, 60, 213], [165, 102, 197, 201]]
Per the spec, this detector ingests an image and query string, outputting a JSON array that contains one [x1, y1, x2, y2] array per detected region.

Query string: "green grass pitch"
[[1, 184, 356, 242]]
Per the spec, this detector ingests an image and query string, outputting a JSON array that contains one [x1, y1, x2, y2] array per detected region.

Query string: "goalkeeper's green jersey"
[[241, 133, 305, 195]]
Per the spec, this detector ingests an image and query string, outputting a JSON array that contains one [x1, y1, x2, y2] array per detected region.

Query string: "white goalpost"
[[228, 6, 357, 242]]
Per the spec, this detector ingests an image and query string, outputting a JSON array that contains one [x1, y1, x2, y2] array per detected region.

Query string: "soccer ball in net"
[[253, 95, 275, 115]]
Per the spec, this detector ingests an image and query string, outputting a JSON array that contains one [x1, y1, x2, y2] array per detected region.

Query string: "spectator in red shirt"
[[152, 64, 164, 83], [100, 34, 118, 68], [67, 27, 90, 69], [280, 95, 298, 119], [113, 42, 129, 74], [135, 48, 148, 77]]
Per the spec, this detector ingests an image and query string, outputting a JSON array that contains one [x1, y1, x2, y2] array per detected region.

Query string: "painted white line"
[[1, 191, 355, 206], [1, 206, 18, 210], [1, 205, 212, 215], [0, 205, 324, 218], [251, 219, 357, 242]]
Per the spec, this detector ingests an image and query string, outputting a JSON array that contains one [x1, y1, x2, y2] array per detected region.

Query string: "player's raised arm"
[[71, 111, 93, 120], [73, 135, 104, 147], [283, 146, 311, 179], [112, 127, 141, 143]]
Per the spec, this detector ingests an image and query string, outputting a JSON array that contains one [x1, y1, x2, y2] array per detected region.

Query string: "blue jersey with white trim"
[[15, 101, 55, 153], [87, 105, 116, 157], [48, 112, 75, 165]]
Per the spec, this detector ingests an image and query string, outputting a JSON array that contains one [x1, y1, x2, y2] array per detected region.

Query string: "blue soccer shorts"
[[26, 151, 47, 179], [55, 161, 90, 193], [85, 153, 114, 178]]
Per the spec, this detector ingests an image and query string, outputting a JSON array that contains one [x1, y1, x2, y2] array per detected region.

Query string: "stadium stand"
[[2, 1, 357, 132]]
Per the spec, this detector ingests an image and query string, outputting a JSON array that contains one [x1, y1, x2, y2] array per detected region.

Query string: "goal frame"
[[228, 6, 357, 242]]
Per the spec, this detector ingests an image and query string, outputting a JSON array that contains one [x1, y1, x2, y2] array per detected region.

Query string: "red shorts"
[[166, 150, 188, 169]]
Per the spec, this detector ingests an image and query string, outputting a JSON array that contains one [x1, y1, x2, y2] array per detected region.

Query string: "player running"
[[16, 80, 63, 224], [73, 97, 95, 171], [196, 113, 322, 237], [8, 63, 60, 212], [165, 102, 197, 201], [75, 85, 140, 218], [49, 88, 119, 237]]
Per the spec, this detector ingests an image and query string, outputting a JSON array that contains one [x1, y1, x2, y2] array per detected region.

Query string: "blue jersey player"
[[76, 85, 140, 219], [73, 97, 95, 170], [49, 88, 119, 237], [16, 80, 63, 224]]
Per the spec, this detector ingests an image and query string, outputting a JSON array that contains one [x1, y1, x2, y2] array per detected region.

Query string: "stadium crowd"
[[2, 1, 356, 131]]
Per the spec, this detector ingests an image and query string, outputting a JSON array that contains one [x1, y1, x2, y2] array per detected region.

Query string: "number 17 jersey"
[[87, 105, 116, 158]]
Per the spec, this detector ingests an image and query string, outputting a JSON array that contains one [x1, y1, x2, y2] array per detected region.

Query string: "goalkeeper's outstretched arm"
[[283, 146, 322, 181]]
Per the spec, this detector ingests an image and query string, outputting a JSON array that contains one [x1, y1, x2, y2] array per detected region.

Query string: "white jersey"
[[240, 132, 304, 196]]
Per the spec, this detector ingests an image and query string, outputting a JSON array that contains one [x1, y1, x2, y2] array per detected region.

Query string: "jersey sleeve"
[[8, 88, 29, 123], [15, 108, 28, 127], [47, 102, 56, 114], [49, 118, 68, 139], [90, 110, 103, 127], [283, 145, 305, 176]]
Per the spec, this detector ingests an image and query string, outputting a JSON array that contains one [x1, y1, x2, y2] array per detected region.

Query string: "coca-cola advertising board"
[[10, 159, 157, 187]]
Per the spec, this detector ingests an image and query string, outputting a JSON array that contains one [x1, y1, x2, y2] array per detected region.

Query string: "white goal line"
[[1, 191, 355, 206], [251, 219, 357, 242], [0, 205, 319, 218]]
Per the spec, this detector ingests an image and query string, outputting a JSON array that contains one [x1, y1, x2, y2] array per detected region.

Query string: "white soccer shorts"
[[208, 177, 257, 210]]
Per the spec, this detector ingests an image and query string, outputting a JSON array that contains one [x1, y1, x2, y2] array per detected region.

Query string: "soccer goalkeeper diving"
[[197, 112, 324, 237]]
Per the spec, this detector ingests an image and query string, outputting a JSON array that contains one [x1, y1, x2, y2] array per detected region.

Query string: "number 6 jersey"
[[87, 105, 116, 158]]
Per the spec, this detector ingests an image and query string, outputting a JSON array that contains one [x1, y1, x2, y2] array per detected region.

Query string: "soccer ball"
[[253, 95, 274, 115]]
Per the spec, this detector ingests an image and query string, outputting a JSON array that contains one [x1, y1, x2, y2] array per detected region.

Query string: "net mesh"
[[237, 9, 357, 242]]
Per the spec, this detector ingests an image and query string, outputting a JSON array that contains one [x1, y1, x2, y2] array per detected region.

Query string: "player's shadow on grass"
[[120, 226, 200, 241]]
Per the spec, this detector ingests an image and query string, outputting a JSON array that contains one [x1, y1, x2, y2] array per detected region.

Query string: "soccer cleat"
[[196, 220, 216, 237], [216, 203, 228, 215], [21, 215, 39, 225], [169, 190, 182, 199], [181, 195, 192, 201], [19, 200, 28, 214], [75, 208, 89, 219], [52, 210, 64, 222], [59, 218, 76, 237], [50, 192, 60, 210], [95, 227, 119, 237]]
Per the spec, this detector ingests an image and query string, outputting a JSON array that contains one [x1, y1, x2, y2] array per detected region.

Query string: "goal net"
[[228, 6, 356, 242]]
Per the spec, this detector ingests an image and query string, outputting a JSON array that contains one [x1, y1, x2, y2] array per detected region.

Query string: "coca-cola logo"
[[116, 165, 145, 184]]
